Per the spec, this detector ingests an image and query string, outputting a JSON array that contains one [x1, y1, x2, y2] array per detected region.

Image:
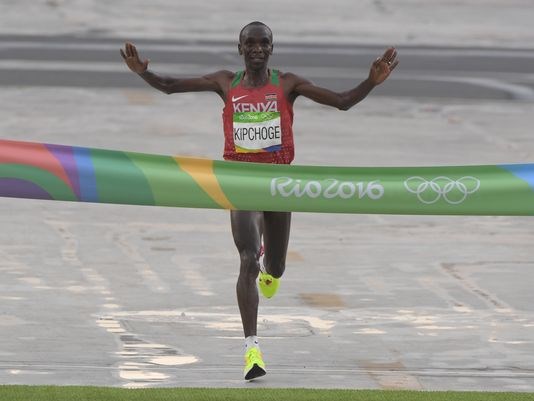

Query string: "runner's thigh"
[[230, 210, 263, 255]]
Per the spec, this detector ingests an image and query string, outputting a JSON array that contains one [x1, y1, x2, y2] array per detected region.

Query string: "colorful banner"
[[1, 138, 533, 215]]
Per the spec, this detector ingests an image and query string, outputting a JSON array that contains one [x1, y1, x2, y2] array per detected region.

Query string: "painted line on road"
[[1, 363, 533, 379]]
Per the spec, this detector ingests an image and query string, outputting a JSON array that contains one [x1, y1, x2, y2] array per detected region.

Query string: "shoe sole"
[[245, 364, 266, 381]]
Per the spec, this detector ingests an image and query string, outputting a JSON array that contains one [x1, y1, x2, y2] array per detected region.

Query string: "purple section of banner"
[[45, 144, 80, 199], [0, 178, 52, 200]]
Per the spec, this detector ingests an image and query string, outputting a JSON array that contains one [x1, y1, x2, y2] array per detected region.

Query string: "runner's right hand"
[[120, 42, 149, 74]]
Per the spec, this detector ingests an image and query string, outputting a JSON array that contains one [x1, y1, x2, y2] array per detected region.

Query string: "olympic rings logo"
[[404, 176, 480, 205]]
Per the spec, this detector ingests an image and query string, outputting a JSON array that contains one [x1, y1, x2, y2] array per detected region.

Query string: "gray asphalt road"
[[1, 34, 533, 100]]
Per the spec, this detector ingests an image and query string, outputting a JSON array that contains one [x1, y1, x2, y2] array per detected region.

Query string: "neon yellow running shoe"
[[258, 271, 280, 299], [244, 347, 266, 380]]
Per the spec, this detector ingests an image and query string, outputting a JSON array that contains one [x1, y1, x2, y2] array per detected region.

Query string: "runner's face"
[[239, 26, 273, 70]]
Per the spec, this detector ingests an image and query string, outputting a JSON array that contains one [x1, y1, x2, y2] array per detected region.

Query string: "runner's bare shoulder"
[[279, 71, 309, 82], [204, 70, 235, 84], [200, 70, 235, 97], [278, 71, 311, 98]]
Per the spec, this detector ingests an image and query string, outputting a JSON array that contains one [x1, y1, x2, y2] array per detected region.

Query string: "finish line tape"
[[1, 139, 533, 215]]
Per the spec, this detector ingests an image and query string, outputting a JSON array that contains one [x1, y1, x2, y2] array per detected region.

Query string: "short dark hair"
[[239, 21, 273, 43]]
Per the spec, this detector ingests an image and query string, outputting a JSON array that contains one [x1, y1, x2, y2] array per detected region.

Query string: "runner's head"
[[238, 21, 273, 71]]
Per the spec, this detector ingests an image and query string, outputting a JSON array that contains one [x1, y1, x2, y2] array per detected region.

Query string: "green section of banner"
[[213, 161, 534, 215], [125, 152, 222, 209], [91, 149, 155, 205]]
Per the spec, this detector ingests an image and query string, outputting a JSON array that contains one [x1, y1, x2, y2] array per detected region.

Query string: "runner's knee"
[[238, 249, 260, 278]]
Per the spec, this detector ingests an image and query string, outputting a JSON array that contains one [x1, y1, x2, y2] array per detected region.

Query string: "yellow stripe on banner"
[[174, 157, 235, 210]]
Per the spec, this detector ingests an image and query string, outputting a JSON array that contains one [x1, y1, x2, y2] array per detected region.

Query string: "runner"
[[120, 21, 398, 380]]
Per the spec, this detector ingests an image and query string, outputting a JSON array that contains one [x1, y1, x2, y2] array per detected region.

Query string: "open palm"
[[368, 47, 399, 86], [120, 42, 149, 74]]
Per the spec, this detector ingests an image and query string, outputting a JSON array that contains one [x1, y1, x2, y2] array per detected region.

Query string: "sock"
[[245, 335, 259, 350]]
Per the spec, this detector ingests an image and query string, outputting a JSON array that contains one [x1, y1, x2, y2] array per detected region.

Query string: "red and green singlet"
[[222, 69, 294, 164]]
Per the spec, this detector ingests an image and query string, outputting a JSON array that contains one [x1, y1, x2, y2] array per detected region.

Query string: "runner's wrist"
[[364, 77, 377, 88]]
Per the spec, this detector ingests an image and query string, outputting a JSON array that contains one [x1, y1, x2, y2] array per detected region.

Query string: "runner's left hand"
[[368, 47, 399, 85]]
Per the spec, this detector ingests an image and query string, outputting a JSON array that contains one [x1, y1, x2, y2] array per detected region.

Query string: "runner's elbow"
[[337, 102, 351, 111], [163, 85, 178, 95], [337, 95, 351, 111], [161, 79, 179, 94]]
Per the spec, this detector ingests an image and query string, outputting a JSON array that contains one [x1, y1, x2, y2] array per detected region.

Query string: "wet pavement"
[[0, 0, 534, 392]]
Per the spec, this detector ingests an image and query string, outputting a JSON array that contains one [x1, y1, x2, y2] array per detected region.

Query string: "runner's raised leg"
[[263, 211, 291, 278], [257, 211, 291, 299]]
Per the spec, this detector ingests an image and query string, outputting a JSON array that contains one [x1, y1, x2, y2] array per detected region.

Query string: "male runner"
[[121, 21, 398, 380]]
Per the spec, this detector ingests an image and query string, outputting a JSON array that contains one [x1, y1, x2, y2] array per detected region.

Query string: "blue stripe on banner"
[[500, 164, 534, 191], [73, 147, 99, 202]]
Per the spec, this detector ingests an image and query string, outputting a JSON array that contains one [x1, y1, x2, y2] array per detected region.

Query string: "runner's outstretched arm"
[[288, 47, 399, 111], [120, 42, 230, 97]]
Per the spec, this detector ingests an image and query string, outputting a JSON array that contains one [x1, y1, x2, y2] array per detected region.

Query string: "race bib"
[[233, 111, 282, 153]]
